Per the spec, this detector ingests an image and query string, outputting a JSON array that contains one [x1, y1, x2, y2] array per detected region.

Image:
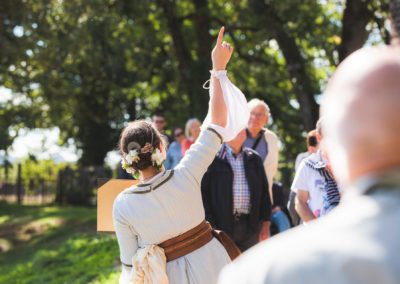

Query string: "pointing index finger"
[[217, 26, 225, 46]]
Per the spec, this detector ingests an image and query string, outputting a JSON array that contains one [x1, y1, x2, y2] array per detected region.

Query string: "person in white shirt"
[[288, 129, 319, 225], [294, 129, 319, 171], [292, 119, 341, 221]]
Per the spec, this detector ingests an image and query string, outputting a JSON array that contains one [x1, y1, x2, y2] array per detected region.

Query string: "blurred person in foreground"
[[244, 99, 279, 205], [181, 118, 201, 155], [218, 47, 400, 284], [201, 129, 272, 251], [165, 127, 185, 170]]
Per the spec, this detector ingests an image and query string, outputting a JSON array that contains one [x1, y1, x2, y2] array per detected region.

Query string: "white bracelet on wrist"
[[202, 70, 228, 89], [210, 70, 227, 79]]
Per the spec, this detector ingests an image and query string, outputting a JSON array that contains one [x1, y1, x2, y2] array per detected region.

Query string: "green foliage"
[[0, 0, 390, 177], [0, 203, 120, 284], [20, 159, 68, 193]]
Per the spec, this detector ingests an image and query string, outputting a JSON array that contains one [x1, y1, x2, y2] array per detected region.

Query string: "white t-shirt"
[[291, 153, 325, 218], [295, 151, 311, 171]]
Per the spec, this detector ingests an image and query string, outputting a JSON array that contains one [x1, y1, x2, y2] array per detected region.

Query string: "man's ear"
[[316, 133, 322, 143], [264, 115, 269, 126], [159, 142, 167, 157]]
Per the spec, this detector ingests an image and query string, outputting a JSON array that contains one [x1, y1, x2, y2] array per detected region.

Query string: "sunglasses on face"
[[175, 132, 184, 138]]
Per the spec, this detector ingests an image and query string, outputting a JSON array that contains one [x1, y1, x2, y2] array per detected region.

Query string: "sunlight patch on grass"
[[16, 217, 65, 242], [0, 238, 13, 253], [0, 204, 120, 284], [0, 216, 10, 225], [0, 234, 120, 283]]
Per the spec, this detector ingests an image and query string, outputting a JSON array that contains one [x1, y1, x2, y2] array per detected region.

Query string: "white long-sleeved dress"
[[113, 129, 231, 284]]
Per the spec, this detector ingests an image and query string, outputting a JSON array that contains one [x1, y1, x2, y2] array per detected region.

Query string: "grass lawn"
[[0, 202, 120, 284]]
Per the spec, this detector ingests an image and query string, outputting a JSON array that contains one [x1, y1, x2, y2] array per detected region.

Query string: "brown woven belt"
[[159, 221, 213, 262]]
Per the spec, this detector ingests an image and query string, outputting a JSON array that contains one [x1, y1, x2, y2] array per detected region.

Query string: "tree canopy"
[[0, 0, 391, 169]]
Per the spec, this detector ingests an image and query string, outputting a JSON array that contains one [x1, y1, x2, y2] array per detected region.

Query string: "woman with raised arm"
[[113, 27, 249, 284]]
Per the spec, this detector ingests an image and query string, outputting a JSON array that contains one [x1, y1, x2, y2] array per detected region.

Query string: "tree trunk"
[[192, 0, 214, 118], [16, 163, 22, 205], [157, 0, 210, 118], [274, 29, 320, 131], [253, 2, 320, 131], [338, 0, 373, 62]]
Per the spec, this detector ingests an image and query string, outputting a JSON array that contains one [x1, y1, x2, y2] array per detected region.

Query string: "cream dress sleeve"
[[113, 197, 139, 283]]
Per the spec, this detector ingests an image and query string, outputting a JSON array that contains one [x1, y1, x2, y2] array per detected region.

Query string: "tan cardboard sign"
[[97, 179, 137, 232]]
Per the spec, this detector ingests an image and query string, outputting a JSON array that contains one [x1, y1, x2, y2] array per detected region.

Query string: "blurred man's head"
[[306, 129, 319, 153], [322, 47, 400, 186], [173, 127, 185, 143], [152, 113, 167, 132], [248, 99, 270, 132]]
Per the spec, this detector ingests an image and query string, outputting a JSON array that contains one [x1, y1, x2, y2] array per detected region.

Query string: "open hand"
[[212, 27, 233, 71]]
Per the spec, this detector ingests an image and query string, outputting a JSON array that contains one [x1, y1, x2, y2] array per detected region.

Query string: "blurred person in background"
[[270, 182, 291, 235], [244, 98, 279, 206], [292, 119, 341, 222], [288, 129, 319, 225], [165, 127, 185, 170], [202, 129, 271, 251], [295, 130, 319, 171], [181, 118, 201, 155], [152, 112, 173, 146]]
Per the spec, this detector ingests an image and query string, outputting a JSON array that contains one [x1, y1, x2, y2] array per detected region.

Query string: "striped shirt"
[[223, 145, 251, 214]]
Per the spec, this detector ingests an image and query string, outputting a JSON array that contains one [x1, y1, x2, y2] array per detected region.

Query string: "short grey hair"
[[185, 118, 201, 138], [248, 98, 270, 116]]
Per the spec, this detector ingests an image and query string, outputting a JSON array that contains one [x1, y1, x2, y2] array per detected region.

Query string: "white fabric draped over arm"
[[201, 71, 250, 142]]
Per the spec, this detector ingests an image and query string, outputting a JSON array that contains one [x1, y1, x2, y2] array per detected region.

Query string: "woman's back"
[[113, 27, 248, 283], [115, 170, 205, 245], [114, 129, 231, 283]]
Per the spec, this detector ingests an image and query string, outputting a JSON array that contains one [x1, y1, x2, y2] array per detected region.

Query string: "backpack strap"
[[246, 129, 266, 150]]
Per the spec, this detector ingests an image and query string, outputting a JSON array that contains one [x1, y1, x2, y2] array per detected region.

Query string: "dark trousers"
[[232, 214, 260, 252]]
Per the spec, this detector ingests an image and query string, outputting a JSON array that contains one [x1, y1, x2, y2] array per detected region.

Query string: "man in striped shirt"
[[201, 129, 272, 251]]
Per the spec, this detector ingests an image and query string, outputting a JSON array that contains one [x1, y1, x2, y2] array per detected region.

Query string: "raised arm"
[[209, 27, 232, 128], [175, 27, 236, 183]]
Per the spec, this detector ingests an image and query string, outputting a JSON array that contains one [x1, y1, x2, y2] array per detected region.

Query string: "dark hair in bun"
[[119, 120, 163, 171]]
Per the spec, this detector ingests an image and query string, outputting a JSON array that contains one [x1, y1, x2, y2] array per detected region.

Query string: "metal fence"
[[0, 165, 113, 206]]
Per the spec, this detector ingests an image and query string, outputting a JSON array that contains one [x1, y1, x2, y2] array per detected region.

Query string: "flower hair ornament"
[[121, 138, 165, 179]]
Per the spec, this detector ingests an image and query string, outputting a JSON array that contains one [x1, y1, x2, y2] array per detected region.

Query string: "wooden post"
[[16, 164, 22, 205], [40, 178, 45, 205], [55, 170, 63, 205]]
